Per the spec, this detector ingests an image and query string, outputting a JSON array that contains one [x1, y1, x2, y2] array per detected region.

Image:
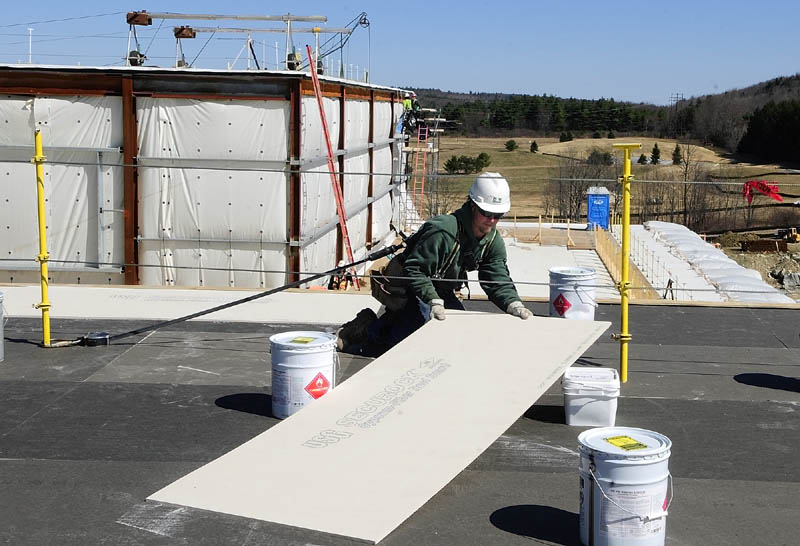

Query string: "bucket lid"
[[269, 331, 336, 350], [549, 266, 595, 277], [563, 367, 619, 389], [578, 427, 671, 458]]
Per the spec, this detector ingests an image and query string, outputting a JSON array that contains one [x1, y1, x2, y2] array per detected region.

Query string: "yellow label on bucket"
[[604, 435, 648, 451], [290, 336, 315, 344]]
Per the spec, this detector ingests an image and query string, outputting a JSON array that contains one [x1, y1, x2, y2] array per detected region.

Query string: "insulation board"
[[148, 311, 610, 543]]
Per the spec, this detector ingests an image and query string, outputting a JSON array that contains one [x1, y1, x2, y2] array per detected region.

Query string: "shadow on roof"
[[490, 504, 581, 545], [734, 373, 800, 393]]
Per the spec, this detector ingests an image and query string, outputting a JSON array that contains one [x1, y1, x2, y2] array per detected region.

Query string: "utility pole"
[[669, 93, 684, 136]]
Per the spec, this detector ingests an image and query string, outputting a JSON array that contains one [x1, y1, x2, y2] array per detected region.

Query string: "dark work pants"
[[356, 293, 465, 358]]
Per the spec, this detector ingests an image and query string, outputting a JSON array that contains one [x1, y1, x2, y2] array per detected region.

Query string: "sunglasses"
[[475, 207, 504, 220]]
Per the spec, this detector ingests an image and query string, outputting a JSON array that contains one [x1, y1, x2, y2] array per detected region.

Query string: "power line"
[[0, 12, 125, 28]]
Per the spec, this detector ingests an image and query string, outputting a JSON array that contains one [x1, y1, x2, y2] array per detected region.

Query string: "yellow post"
[[612, 143, 641, 383], [33, 130, 51, 347]]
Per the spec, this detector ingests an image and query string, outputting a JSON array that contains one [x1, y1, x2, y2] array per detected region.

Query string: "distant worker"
[[410, 91, 420, 114], [337, 172, 533, 357], [402, 91, 421, 134], [402, 92, 413, 111]]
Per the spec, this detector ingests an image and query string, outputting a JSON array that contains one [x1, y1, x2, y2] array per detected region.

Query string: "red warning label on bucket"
[[553, 293, 571, 316], [305, 372, 331, 399]]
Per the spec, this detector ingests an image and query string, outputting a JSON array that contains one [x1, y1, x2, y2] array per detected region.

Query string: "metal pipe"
[[612, 143, 641, 384], [33, 130, 51, 346]]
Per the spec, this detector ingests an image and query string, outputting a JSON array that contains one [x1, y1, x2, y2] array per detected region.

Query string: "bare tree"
[[546, 150, 616, 221]]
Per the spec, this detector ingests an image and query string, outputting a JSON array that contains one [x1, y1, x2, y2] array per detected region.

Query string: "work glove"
[[506, 301, 533, 320], [430, 299, 447, 321]]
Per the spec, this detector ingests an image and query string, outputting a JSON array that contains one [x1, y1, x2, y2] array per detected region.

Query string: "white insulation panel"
[[0, 94, 122, 147], [344, 151, 370, 212], [345, 99, 370, 149], [1, 92, 402, 288], [301, 95, 340, 161], [372, 146, 394, 244], [0, 95, 125, 283], [136, 98, 289, 288], [299, 228, 338, 287], [139, 239, 286, 288], [374, 101, 393, 140]]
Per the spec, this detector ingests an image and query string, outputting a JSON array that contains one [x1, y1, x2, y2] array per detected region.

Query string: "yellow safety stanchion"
[[612, 143, 641, 383], [32, 130, 51, 347]]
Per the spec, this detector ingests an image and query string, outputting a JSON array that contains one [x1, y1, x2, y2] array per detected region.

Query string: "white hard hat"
[[404, 92, 410, 98], [469, 172, 511, 214]]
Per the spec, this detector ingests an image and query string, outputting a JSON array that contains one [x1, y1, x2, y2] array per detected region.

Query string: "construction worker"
[[337, 172, 532, 357], [402, 92, 413, 111], [410, 91, 420, 114]]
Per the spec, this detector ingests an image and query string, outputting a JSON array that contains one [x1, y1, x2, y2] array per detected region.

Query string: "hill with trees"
[[409, 74, 800, 162]]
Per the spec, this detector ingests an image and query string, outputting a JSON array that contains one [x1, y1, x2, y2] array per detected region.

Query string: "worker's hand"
[[507, 301, 533, 320], [430, 299, 447, 321]]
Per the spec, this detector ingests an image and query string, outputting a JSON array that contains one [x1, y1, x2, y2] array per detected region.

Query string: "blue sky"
[[1, 1, 797, 105]]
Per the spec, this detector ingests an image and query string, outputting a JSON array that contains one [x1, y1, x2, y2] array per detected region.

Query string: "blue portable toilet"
[[586, 186, 610, 230]]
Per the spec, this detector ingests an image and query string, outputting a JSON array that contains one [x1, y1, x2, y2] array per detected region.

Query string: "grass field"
[[432, 136, 800, 223]]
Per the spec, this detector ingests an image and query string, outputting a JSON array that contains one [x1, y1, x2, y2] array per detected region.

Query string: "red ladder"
[[411, 125, 429, 215], [305, 45, 359, 289]]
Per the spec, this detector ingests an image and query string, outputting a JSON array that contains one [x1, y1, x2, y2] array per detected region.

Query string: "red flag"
[[742, 180, 783, 204]]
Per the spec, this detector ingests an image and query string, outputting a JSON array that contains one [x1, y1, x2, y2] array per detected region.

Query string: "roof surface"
[[1, 300, 798, 545]]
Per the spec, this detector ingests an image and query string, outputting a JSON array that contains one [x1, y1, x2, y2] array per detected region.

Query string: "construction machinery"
[[776, 227, 799, 242]]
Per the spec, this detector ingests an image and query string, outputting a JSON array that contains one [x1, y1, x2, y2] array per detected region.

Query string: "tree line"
[[413, 74, 800, 163]]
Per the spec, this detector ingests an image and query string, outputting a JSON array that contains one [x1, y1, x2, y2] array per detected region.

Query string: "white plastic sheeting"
[[0, 95, 125, 284], [1, 91, 402, 289], [345, 100, 370, 148], [372, 101, 398, 245], [645, 221, 793, 303], [299, 96, 341, 284], [298, 96, 399, 286], [136, 98, 289, 288], [372, 146, 394, 244]]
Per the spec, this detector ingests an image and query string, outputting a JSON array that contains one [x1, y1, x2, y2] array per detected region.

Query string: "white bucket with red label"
[[578, 427, 673, 546], [549, 267, 597, 320], [269, 331, 337, 419]]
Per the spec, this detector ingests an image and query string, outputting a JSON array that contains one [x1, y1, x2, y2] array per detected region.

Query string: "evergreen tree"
[[672, 144, 682, 165], [650, 143, 661, 164], [505, 139, 519, 151], [530, 141, 538, 153], [607, 131, 615, 139], [638, 153, 648, 164], [475, 152, 492, 170]]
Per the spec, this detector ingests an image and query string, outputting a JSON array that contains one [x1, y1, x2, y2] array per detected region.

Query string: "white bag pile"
[[644, 221, 793, 303]]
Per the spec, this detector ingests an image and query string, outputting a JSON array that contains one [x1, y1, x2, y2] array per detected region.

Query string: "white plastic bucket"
[[562, 367, 619, 427], [269, 331, 337, 419], [549, 267, 597, 320], [0, 291, 4, 362], [578, 427, 673, 546]]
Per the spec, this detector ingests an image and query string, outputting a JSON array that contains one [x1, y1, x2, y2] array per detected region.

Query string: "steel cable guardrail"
[[0, 257, 793, 297]]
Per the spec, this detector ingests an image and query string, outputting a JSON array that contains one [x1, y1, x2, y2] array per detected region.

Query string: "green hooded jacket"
[[399, 201, 520, 310]]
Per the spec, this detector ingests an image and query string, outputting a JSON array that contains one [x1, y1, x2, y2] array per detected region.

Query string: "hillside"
[[408, 73, 800, 153]]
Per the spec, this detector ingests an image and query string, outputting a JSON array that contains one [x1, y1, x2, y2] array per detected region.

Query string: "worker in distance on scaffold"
[[337, 172, 533, 357]]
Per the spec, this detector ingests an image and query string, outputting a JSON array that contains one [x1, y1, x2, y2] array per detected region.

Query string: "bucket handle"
[[333, 350, 341, 388], [573, 283, 598, 308], [588, 467, 673, 522]]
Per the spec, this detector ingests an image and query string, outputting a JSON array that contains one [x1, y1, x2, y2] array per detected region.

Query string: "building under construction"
[[0, 11, 417, 289]]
